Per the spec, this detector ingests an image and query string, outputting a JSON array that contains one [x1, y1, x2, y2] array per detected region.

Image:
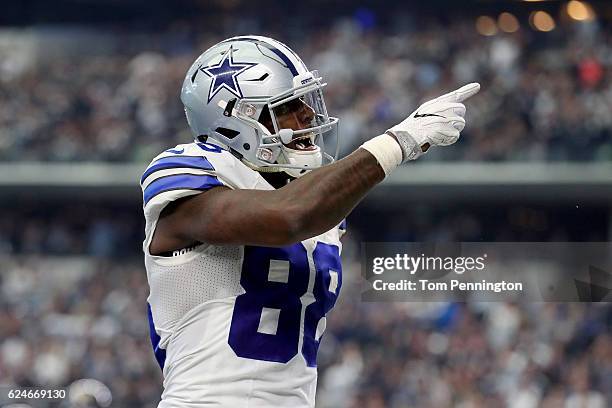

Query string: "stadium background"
[[0, 0, 611, 407]]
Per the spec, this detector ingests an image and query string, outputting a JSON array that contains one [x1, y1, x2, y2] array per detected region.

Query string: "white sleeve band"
[[360, 134, 403, 176]]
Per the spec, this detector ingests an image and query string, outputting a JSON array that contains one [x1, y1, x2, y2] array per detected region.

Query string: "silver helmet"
[[180, 35, 339, 177]]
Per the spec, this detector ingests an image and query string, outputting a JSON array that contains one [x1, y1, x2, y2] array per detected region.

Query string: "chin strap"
[[240, 158, 284, 173], [241, 153, 311, 179]]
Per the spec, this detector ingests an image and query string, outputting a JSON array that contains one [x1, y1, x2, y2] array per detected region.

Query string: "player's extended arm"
[[150, 83, 480, 252]]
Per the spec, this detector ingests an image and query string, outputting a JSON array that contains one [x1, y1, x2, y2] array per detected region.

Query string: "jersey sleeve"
[[140, 142, 263, 222], [141, 152, 223, 220]]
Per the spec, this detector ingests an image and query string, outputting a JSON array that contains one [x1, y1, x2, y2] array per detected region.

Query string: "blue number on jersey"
[[302, 243, 342, 366], [228, 244, 308, 363], [228, 243, 342, 367]]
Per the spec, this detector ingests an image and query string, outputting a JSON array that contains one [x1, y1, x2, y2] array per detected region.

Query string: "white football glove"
[[387, 82, 480, 162]]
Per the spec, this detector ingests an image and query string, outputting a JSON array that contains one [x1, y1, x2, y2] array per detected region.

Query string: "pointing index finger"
[[436, 82, 481, 103]]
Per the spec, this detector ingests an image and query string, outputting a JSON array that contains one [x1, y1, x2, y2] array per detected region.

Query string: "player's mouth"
[[284, 134, 317, 151]]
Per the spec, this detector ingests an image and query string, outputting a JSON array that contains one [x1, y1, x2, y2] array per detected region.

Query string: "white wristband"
[[360, 134, 403, 176]]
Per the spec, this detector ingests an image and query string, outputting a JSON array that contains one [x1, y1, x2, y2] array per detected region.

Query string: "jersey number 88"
[[228, 242, 341, 367]]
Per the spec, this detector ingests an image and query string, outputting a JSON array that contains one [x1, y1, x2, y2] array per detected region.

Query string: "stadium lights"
[[566, 1, 595, 21], [498, 12, 520, 33], [476, 13, 520, 36], [530, 10, 556, 32], [476, 16, 498, 36]]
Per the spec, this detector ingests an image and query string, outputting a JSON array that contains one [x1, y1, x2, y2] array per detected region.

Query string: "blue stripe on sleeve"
[[141, 156, 216, 184], [143, 173, 223, 205]]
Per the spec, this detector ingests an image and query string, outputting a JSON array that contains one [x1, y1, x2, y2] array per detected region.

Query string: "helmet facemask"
[[226, 71, 339, 177]]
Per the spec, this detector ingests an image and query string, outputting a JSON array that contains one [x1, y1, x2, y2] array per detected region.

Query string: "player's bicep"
[[151, 186, 298, 253], [149, 186, 229, 255]]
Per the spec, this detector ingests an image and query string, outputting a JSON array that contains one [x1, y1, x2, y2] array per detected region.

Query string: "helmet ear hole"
[[215, 127, 240, 139]]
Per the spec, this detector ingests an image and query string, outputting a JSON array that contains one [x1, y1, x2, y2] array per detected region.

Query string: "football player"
[[141, 35, 479, 407]]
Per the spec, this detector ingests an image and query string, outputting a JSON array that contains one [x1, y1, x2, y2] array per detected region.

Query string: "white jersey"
[[141, 141, 345, 408]]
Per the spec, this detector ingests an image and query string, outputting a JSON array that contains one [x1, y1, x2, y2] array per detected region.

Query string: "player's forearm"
[[275, 148, 384, 242], [189, 148, 385, 247]]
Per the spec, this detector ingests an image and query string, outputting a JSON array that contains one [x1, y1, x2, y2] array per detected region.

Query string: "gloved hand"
[[386, 82, 480, 162]]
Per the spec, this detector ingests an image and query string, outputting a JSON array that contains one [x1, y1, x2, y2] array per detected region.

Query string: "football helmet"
[[181, 35, 339, 177]]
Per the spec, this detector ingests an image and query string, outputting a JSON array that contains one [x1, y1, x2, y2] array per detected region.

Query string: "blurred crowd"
[[0, 255, 609, 408], [0, 204, 143, 257], [0, 202, 610, 407], [0, 13, 611, 162], [320, 267, 611, 408], [1, 5, 611, 408], [0, 257, 160, 407]]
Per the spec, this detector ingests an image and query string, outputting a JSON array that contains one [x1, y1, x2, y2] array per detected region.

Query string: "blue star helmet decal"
[[201, 47, 257, 103]]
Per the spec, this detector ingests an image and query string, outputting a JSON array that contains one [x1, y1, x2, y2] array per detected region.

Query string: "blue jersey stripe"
[[147, 303, 166, 370], [339, 219, 347, 231], [141, 156, 215, 184], [143, 173, 223, 205]]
